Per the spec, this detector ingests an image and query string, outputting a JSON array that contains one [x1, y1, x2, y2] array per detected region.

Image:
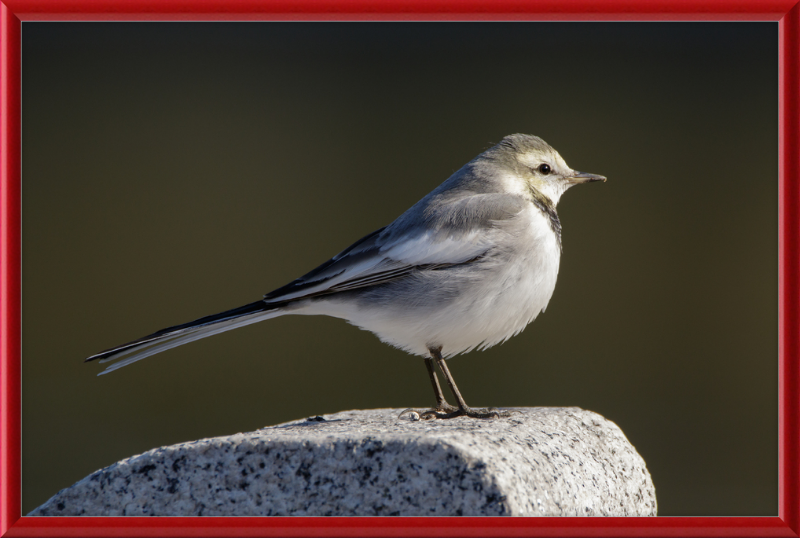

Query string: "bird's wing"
[[263, 193, 527, 304]]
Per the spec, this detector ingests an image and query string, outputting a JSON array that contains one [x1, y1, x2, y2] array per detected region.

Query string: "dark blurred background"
[[21, 22, 777, 516]]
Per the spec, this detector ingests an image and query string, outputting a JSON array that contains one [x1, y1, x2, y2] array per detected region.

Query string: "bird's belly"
[[306, 223, 562, 358], [429, 241, 561, 356]]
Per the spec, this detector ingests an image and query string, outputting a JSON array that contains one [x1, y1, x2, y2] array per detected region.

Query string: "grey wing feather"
[[263, 227, 387, 303], [263, 193, 528, 305]]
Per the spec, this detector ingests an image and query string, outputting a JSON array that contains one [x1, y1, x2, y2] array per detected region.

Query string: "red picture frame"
[[1, 1, 798, 536]]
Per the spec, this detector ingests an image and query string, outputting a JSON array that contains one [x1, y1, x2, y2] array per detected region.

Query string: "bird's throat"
[[529, 188, 562, 250]]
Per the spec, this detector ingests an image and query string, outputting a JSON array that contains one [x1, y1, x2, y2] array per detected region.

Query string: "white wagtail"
[[86, 134, 605, 419]]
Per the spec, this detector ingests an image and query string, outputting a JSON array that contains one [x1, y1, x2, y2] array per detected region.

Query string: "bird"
[[86, 134, 606, 419]]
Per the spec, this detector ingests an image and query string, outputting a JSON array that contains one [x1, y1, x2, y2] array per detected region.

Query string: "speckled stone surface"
[[30, 407, 656, 516]]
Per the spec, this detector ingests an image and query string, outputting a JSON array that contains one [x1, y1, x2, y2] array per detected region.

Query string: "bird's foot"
[[419, 402, 460, 420], [399, 405, 516, 420], [399, 402, 458, 421]]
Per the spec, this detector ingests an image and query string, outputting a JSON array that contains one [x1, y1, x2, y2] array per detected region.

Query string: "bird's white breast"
[[428, 204, 561, 355], [305, 204, 562, 359]]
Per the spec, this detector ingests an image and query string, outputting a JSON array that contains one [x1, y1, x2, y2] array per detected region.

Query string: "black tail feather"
[[85, 300, 268, 362]]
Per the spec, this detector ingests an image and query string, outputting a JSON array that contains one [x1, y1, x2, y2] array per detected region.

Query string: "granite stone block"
[[30, 407, 656, 516]]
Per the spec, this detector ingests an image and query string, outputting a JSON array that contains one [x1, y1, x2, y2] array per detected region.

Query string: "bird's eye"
[[537, 163, 551, 175]]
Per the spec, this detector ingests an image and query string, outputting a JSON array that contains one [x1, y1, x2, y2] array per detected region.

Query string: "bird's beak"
[[567, 171, 607, 185]]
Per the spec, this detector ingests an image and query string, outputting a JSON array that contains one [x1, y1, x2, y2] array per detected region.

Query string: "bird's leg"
[[432, 354, 471, 412], [399, 350, 458, 420], [424, 355, 458, 414], [400, 347, 512, 420], [433, 353, 511, 419]]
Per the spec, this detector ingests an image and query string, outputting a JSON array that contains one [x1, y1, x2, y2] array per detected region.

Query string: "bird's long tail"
[[85, 300, 283, 376]]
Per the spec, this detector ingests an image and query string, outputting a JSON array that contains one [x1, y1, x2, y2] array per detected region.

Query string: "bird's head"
[[489, 134, 606, 206]]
